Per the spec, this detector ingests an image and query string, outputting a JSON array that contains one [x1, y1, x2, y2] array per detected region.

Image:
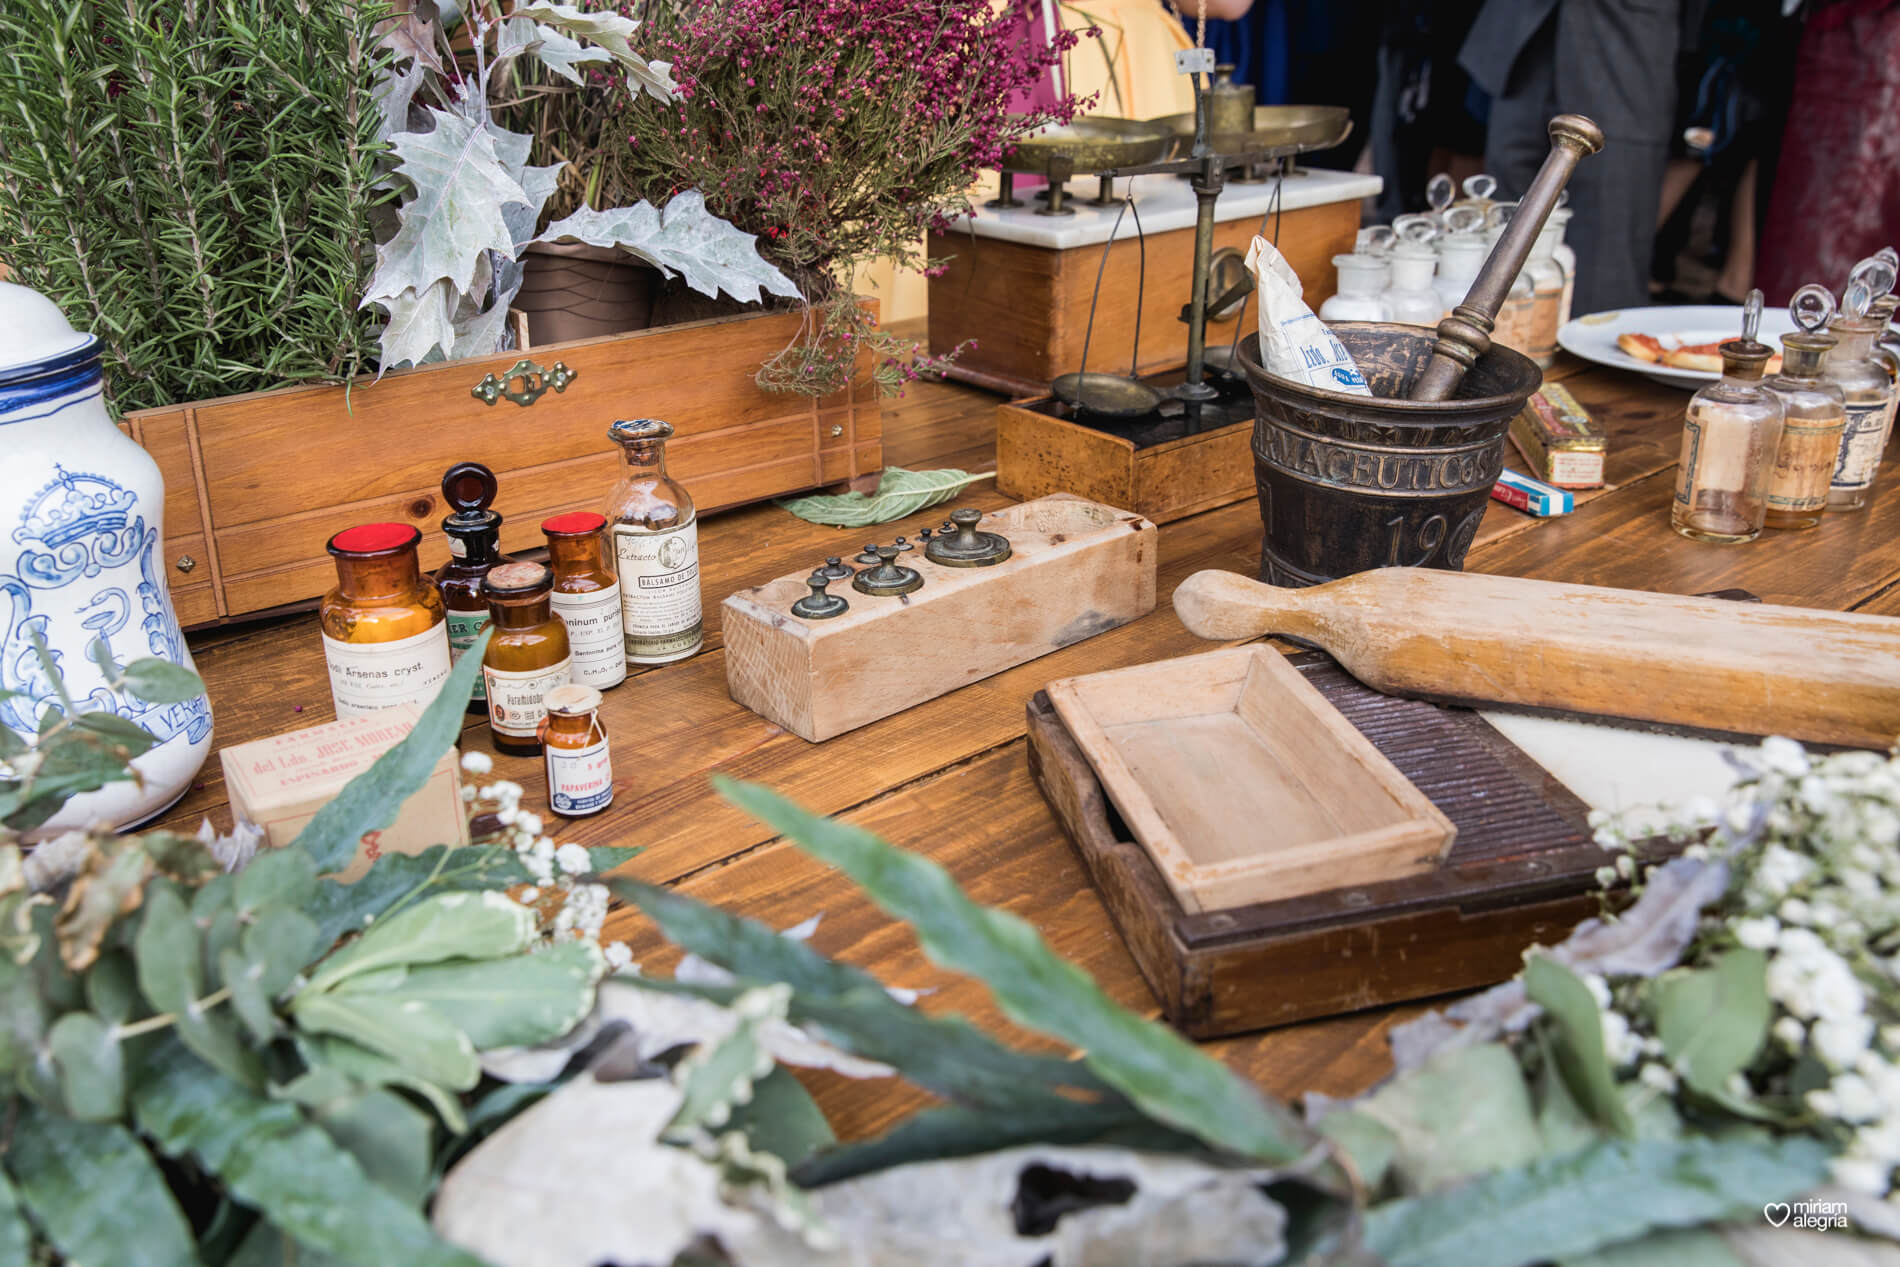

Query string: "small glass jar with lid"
[[480, 562, 572, 756], [321, 523, 452, 719], [1382, 242, 1443, 326], [1318, 254, 1393, 322], [539, 683, 613, 818], [434, 462, 512, 715], [606, 418, 704, 665], [1433, 233, 1488, 321], [542, 512, 627, 690], [1523, 221, 1566, 367], [1822, 313, 1896, 511], [1672, 302, 1785, 543]]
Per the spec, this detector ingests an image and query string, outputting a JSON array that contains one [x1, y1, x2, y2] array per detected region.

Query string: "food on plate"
[[1616, 331, 1780, 374]]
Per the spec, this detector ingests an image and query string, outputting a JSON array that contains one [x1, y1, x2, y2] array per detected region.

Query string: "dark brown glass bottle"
[[321, 523, 452, 719], [434, 462, 513, 715], [480, 563, 572, 756], [542, 512, 627, 690]]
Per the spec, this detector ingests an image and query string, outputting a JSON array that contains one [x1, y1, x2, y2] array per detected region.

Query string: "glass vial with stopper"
[[1524, 219, 1567, 367], [606, 419, 703, 665], [1672, 291, 1786, 543], [1382, 217, 1443, 326], [480, 562, 572, 757], [541, 512, 627, 690], [1763, 286, 1847, 531], [1824, 253, 1899, 510], [1318, 254, 1393, 322], [434, 462, 511, 715], [1483, 202, 1538, 357], [539, 683, 612, 818], [1424, 173, 1456, 229], [321, 523, 452, 719]]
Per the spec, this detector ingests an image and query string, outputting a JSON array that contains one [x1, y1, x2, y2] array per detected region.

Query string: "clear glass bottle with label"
[[606, 418, 703, 665], [480, 562, 572, 756], [1523, 222, 1566, 367], [321, 523, 452, 719], [434, 462, 512, 715], [1823, 313, 1896, 511], [539, 683, 613, 818], [1673, 335, 1785, 543], [1763, 330, 1846, 530], [542, 512, 627, 690]]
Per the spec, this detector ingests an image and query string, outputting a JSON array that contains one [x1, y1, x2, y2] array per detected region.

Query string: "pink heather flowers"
[[609, 0, 1094, 396]]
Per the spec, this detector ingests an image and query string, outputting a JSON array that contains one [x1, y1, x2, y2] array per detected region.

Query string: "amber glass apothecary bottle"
[[539, 683, 613, 817], [542, 512, 627, 690], [605, 419, 704, 665], [321, 523, 452, 719], [434, 462, 513, 714], [480, 563, 572, 757]]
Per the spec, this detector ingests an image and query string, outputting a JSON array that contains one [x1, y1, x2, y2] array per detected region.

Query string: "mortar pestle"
[[1241, 115, 1602, 586]]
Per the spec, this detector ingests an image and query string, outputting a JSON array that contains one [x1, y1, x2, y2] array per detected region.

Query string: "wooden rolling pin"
[[1172, 568, 1900, 749]]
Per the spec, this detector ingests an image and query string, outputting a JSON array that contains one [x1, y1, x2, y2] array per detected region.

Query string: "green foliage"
[[1648, 950, 1771, 1106], [7, 1104, 198, 1267], [714, 776, 1318, 1167], [1328, 1043, 1545, 1196], [1526, 955, 1635, 1136], [1362, 1132, 1830, 1267], [0, 0, 390, 412], [776, 468, 996, 527]]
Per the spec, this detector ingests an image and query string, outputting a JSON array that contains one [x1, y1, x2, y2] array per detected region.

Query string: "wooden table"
[[160, 330, 1900, 1141]]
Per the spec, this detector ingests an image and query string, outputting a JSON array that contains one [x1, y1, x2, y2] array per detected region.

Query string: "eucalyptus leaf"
[[46, 1010, 124, 1121], [1650, 950, 1770, 1101], [55, 837, 152, 972], [133, 1046, 487, 1267], [1561, 1227, 1745, 1267], [71, 710, 159, 755], [85, 949, 139, 1024], [374, 938, 603, 1049], [713, 778, 1315, 1166], [293, 993, 481, 1090], [135, 883, 263, 1086], [302, 890, 534, 993], [302, 1033, 470, 1132], [223, 948, 277, 1044], [1524, 955, 1633, 1137], [234, 849, 319, 916], [1363, 1132, 1830, 1267], [777, 468, 997, 527], [8, 1103, 197, 1267], [0, 1171, 31, 1267], [116, 658, 206, 705], [538, 193, 799, 304], [315, 1088, 436, 1208], [289, 626, 489, 877], [1352, 1042, 1543, 1194]]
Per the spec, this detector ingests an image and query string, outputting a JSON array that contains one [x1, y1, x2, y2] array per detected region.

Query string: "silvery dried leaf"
[[777, 468, 996, 527], [494, 16, 612, 85], [537, 193, 800, 304], [376, 281, 459, 369], [593, 978, 895, 1080], [509, 2, 677, 99], [364, 108, 529, 303]]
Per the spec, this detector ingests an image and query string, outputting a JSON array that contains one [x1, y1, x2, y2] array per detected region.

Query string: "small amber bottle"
[[480, 562, 572, 756], [539, 684, 613, 817], [321, 523, 452, 719], [542, 512, 627, 690], [606, 418, 703, 665], [434, 462, 513, 715]]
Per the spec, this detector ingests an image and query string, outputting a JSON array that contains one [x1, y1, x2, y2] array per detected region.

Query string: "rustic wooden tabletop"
[[161, 328, 1900, 1143]]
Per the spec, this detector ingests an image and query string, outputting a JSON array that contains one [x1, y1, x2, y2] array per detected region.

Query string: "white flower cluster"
[[1593, 738, 1900, 1199], [460, 752, 616, 944]]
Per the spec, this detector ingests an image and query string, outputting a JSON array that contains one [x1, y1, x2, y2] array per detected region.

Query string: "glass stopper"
[[1355, 225, 1395, 257], [1789, 283, 1835, 334], [1443, 206, 1485, 235], [1741, 288, 1763, 342], [1393, 213, 1440, 244], [1483, 200, 1518, 232], [1846, 253, 1897, 318], [1462, 173, 1497, 201], [1426, 173, 1454, 214]]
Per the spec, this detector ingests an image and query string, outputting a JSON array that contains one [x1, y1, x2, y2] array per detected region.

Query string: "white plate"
[[1556, 304, 1799, 389]]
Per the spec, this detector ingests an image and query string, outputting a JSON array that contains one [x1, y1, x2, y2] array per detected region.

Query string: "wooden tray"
[[1045, 647, 1455, 913], [1028, 651, 1616, 1037]]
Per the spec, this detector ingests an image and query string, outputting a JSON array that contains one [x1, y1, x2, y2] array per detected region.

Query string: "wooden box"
[[124, 306, 882, 628], [995, 398, 1255, 524], [1027, 651, 1618, 1038], [1045, 647, 1455, 913], [724, 495, 1155, 742], [927, 170, 1372, 398]]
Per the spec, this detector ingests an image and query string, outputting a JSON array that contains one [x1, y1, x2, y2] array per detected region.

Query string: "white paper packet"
[[1243, 235, 1373, 396]]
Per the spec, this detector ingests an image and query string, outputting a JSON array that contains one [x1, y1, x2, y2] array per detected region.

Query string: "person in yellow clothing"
[[858, 0, 1213, 322]]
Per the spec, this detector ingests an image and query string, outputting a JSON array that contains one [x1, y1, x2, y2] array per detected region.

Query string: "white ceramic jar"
[[1434, 235, 1489, 320], [1382, 243, 1443, 326], [1319, 254, 1393, 322], [0, 282, 213, 835]]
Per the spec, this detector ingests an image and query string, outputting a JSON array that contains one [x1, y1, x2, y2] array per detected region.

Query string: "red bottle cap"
[[542, 511, 608, 536], [328, 523, 420, 555]]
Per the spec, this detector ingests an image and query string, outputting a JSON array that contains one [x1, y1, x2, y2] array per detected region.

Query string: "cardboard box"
[[1510, 383, 1606, 489], [220, 704, 469, 882]]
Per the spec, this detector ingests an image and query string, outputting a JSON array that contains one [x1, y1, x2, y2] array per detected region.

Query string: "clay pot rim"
[[1238, 325, 1542, 416], [523, 240, 658, 267]]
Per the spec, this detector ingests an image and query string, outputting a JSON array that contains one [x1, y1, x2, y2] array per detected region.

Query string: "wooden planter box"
[[124, 306, 881, 627], [995, 397, 1254, 524]]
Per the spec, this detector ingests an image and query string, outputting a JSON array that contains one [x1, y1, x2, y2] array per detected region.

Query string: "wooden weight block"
[[723, 495, 1156, 742]]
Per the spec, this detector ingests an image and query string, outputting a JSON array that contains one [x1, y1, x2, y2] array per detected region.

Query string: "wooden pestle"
[[1409, 115, 1605, 402], [1171, 567, 1900, 749]]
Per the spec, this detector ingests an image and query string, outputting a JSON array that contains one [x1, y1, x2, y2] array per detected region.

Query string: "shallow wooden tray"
[[1045, 646, 1456, 914], [1028, 650, 1616, 1037]]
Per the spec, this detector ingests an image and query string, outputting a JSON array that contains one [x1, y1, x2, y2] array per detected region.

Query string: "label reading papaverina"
[[612, 521, 703, 662], [483, 660, 573, 738], [1832, 402, 1890, 492], [322, 624, 453, 720], [445, 611, 490, 701], [551, 585, 626, 687], [546, 736, 613, 816]]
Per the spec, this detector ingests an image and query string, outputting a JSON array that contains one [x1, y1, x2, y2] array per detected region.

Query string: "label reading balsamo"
[[612, 520, 703, 662]]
